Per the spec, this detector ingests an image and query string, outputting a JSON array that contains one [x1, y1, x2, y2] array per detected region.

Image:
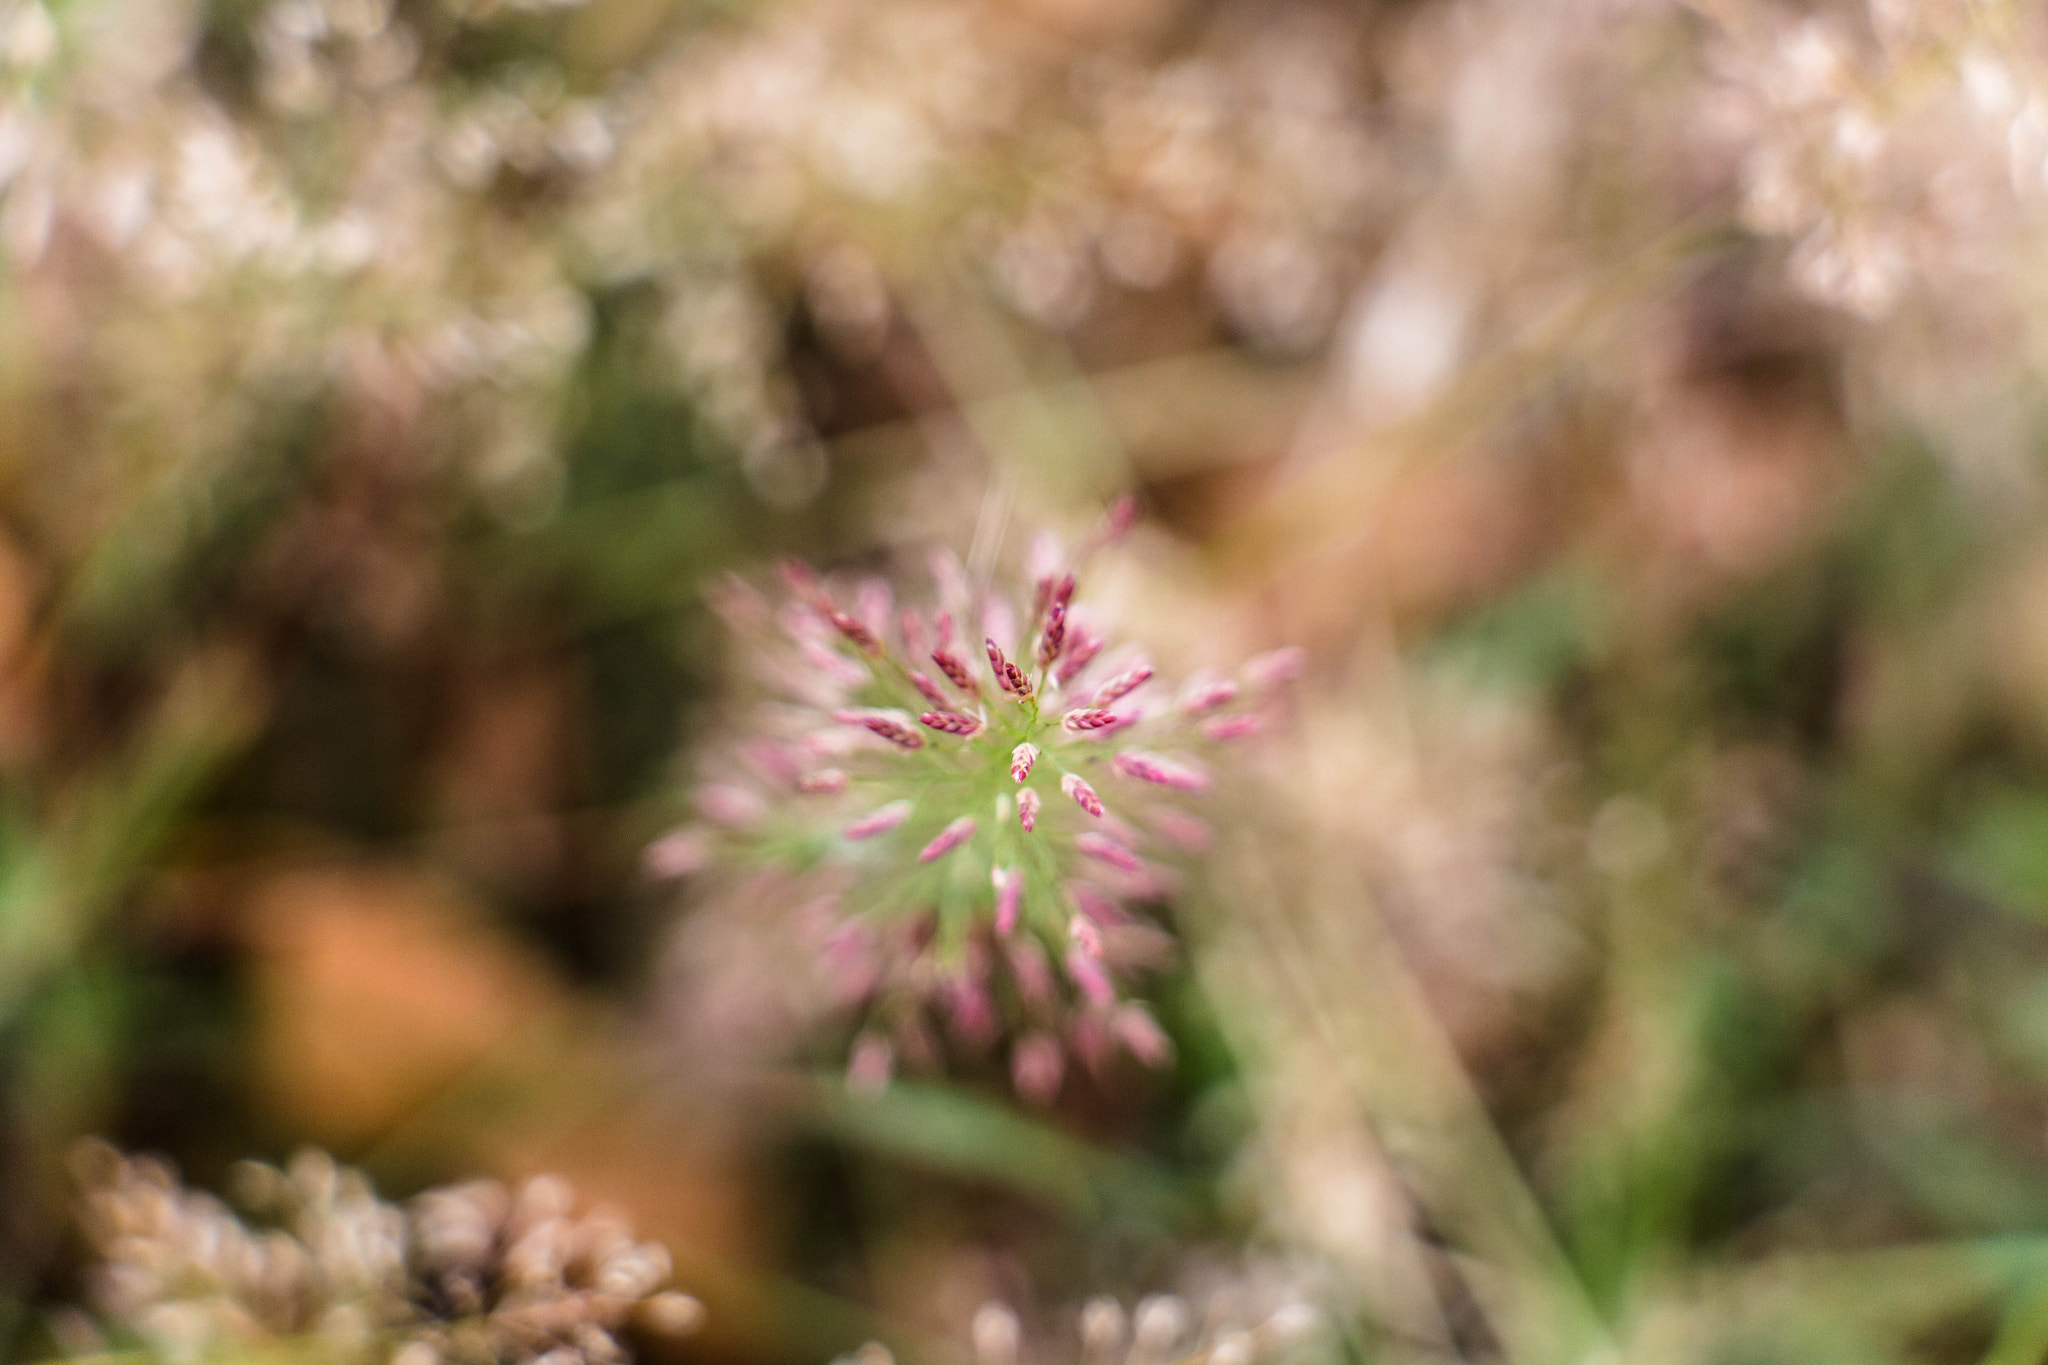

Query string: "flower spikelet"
[[1062, 772, 1105, 817], [664, 519, 1302, 1098]]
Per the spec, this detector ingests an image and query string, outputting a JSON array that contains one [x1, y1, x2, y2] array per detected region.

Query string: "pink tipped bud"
[[931, 647, 981, 696], [848, 1033, 894, 1093], [1242, 646, 1307, 689], [821, 921, 879, 1004], [695, 784, 768, 827], [1076, 831, 1142, 873], [1010, 742, 1039, 782], [1012, 1032, 1065, 1103], [944, 977, 997, 1049], [838, 710, 926, 749], [1114, 1005, 1174, 1067], [776, 557, 828, 607], [1055, 629, 1102, 686], [1009, 938, 1054, 1002], [918, 815, 978, 863], [742, 737, 804, 784], [644, 827, 713, 879], [1069, 1009, 1113, 1075], [801, 638, 871, 687], [1112, 750, 1210, 793], [798, 768, 850, 795], [899, 608, 929, 659], [919, 710, 984, 737], [1036, 601, 1068, 667], [1101, 494, 1140, 543], [1069, 882, 1125, 927], [1062, 773, 1105, 817], [829, 610, 880, 654], [855, 578, 893, 640], [1066, 944, 1116, 1007], [986, 638, 1031, 698], [992, 867, 1023, 935], [1179, 676, 1239, 713], [1093, 665, 1153, 707], [1201, 713, 1265, 741], [910, 671, 950, 708], [1147, 807, 1214, 850], [1068, 913, 1105, 957], [1062, 708, 1119, 732], [845, 800, 914, 840], [1017, 788, 1041, 832]]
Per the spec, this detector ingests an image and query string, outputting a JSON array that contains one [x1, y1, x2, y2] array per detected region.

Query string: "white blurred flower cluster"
[[72, 1141, 703, 1365], [1705, 0, 2048, 321]]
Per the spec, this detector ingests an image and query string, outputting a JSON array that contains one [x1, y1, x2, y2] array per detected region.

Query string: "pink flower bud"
[[1068, 913, 1104, 957], [848, 1033, 894, 1093], [1147, 807, 1214, 850], [1069, 882, 1124, 927], [644, 827, 712, 878], [945, 977, 997, 1048], [931, 647, 980, 696], [855, 578, 894, 642], [845, 800, 914, 840], [695, 784, 768, 827], [919, 710, 984, 737], [1093, 665, 1153, 707], [829, 610, 879, 654], [707, 573, 768, 629], [1036, 600, 1068, 667], [1076, 831, 1142, 873], [1069, 1009, 1113, 1075], [776, 557, 828, 607], [800, 638, 869, 687], [837, 709, 926, 748], [1062, 708, 1119, 731], [1114, 1005, 1174, 1067], [1010, 742, 1038, 782], [986, 638, 1031, 697], [821, 922, 879, 1004], [910, 671, 950, 708], [1009, 938, 1053, 1003], [1055, 629, 1102, 685], [1101, 494, 1140, 543], [899, 608, 929, 659], [1179, 675, 1239, 713], [1112, 750, 1210, 792], [1242, 646, 1307, 689], [798, 768, 850, 794], [1200, 713, 1265, 741], [1062, 773, 1105, 817], [1066, 945, 1115, 1007], [1017, 788, 1041, 832], [992, 867, 1023, 935], [741, 737, 804, 784], [918, 815, 978, 863], [1012, 1032, 1064, 1103]]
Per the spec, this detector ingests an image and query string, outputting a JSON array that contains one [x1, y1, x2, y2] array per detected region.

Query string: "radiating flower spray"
[[662, 503, 1302, 1099]]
